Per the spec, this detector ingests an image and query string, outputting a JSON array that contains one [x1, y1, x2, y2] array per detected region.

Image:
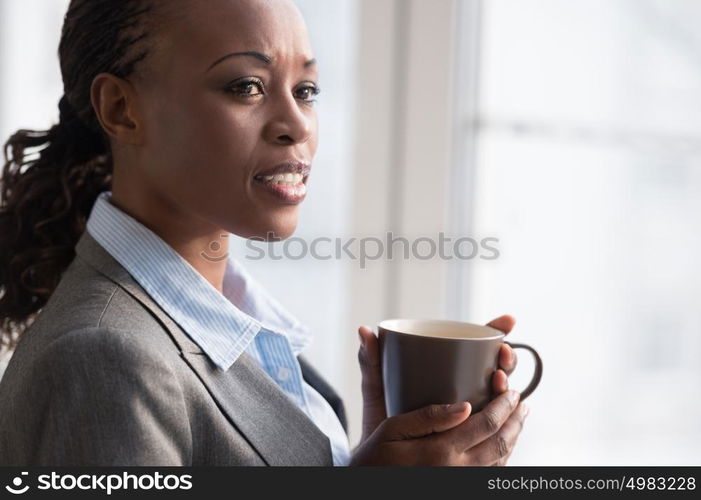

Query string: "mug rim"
[[377, 318, 505, 341]]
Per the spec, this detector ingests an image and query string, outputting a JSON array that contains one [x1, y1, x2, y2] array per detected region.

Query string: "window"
[[459, 0, 701, 464]]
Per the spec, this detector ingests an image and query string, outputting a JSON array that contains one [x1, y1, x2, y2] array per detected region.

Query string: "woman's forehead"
[[158, 0, 313, 69]]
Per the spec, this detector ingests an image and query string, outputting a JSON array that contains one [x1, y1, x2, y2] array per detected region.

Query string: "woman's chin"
[[226, 205, 300, 241], [255, 218, 299, 241]]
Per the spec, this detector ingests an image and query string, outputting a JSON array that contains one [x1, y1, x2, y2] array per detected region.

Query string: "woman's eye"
[[296, 85, 321, 103], [228, 80, 264, 97], [226, 80, 320, 103]]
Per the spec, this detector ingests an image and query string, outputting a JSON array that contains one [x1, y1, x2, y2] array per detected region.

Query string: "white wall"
[[0, 0, 68, 140]]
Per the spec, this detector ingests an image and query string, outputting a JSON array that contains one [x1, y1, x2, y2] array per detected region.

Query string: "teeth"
[[268, 173, 303, 185], [294, 182, 307, 197], [255, 173, 308, 197]]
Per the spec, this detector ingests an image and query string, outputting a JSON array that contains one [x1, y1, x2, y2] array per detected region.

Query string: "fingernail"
[[445, 402, 467, 413], [509, 390, 520, 404]]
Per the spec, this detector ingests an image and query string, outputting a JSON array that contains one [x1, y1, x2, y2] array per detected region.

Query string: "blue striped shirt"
[[85, 190, 351, 465]]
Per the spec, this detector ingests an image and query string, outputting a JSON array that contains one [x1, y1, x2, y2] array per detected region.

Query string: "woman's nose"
[[263, 96, 314, 145]]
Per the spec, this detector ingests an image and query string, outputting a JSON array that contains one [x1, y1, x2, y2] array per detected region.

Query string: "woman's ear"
[[90, 73, 143, 146]]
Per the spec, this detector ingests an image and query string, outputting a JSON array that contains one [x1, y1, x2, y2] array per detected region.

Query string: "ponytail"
[[0, 95, 112, 349]]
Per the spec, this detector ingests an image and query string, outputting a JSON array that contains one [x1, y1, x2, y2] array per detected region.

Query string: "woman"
[[0, 0, 527, 466]]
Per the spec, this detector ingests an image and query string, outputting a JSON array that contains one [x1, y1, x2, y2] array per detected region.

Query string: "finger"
[[502, 440, 516, 465], [358, 326, 383, 403], [500, 401, 530, 465], [380, 401, 472, 441], [465, 401, 529, 466], [358, 325, 379, 370], [491, 368, 508, 395], [446, 389, 521, 450], [498, 343, 518, 375], [488, 402, 528, 466], [357, 326, 387, 439], [486, 315, 516, 334]]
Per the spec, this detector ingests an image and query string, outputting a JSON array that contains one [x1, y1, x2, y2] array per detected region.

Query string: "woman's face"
[[129, 0, 319, 240]]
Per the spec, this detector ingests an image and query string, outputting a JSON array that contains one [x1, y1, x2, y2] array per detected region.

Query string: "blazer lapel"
[[298, 355, 348, 435], [74, 230, 332, 466], [182, 351, 331, 465]]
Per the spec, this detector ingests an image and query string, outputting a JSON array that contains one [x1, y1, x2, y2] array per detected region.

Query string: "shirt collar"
[[85, 190, 311, 371], [222, 255, 312, 354]]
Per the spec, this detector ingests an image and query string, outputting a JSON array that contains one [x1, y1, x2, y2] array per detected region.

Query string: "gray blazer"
[[0, 230, 345, 466]]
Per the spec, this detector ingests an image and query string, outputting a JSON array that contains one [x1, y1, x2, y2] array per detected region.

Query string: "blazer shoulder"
[[26, 255, 125, 335], [0, 325, 192, 466], [40, 325, 174, 371], [22, 255, 175, 355]]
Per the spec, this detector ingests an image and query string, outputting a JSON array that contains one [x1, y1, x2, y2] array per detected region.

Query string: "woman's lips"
[[254, 161, 311, 178], [253, 172, 308, 204]]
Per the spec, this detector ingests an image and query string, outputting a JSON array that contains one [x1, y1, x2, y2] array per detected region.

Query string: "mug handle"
[[503, 341, 543, 401]]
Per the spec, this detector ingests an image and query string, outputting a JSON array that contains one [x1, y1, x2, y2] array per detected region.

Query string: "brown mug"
[[378, 318, 543, 417]]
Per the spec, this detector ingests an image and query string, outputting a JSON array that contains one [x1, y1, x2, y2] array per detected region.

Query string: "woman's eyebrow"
[[205, 51, 317, 73]]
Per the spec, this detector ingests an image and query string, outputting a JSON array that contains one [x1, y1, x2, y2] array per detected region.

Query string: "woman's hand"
[[349, 388, 528, 466], [487, 315, 519, 396], [352, 315, 526, 465]]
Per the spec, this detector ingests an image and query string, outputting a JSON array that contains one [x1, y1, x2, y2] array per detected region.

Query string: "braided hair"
[[0, 0, 163, 349]]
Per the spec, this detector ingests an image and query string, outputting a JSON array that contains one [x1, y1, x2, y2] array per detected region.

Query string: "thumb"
[[380, 401, 472, 441]]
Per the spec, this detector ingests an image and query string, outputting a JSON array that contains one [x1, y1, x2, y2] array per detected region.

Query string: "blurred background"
[[1, 0, 700, 464]]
